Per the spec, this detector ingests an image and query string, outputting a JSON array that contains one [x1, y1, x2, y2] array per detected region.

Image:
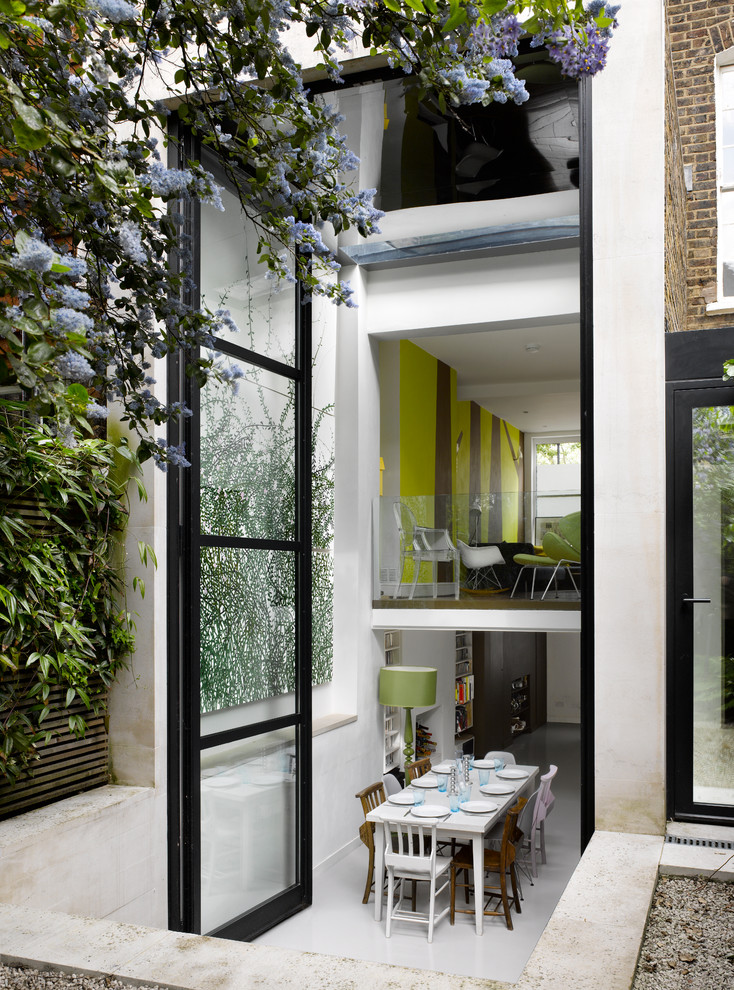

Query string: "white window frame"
[[708, 49, 734, 311]]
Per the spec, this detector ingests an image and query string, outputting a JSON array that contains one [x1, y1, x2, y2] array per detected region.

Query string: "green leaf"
[[65, 687, 75, 708], [12, 96, 44, 131], [23, 297, 49, 321], [403, 0, 426, 12], [66, 384, 90, 411], [11, 117, 49, 151], [26, 341, 54, 366], [443, 6, 467, 31]]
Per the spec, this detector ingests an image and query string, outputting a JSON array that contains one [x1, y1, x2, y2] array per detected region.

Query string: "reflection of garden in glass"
[[200, 547, 297, 711], [691, 406, 734, 805], [200, 362, 296, 542], [199, 360, 334, 714]]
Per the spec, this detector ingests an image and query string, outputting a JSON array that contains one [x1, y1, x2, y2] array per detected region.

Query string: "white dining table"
[[366, 764, 538, 935]]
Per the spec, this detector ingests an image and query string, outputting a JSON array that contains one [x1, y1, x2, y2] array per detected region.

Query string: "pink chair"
[[529, 764, 557, 877]]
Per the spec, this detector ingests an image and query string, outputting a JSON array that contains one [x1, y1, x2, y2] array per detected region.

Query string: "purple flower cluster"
[[55, 352, 95, 384], [153, 439, 191, 471], [547, 21, 610, 78], [469, 13, 523, 60], [89, 0, 138, 24], [117, 221, 146, 263], [56, 285, 91, 310], [52, 307, 95, 334], [14, 238, 54, 273], [86, 401, 108, 420]]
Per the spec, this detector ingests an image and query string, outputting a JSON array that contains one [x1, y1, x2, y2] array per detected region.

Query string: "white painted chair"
[[383, 819, 451, 943], [529, 764, 557, 877], [483, 750, 516, 766]]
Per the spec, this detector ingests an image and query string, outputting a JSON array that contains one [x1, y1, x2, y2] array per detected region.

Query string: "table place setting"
[[366, 762, 539, 935], [411, 774, 439, 788], [387, 791, 416, 805], [479, 782, 516, 795]]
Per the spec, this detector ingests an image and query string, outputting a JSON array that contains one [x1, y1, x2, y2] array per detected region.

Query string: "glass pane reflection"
[[200, 547, 296, 714], [200, 362, 295, 541], [691, 405, 734, 807], [201, 729, 296, 933], [199, 182, 295, 364]]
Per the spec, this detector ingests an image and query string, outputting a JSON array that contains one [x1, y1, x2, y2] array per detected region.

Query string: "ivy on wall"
[[0, 417, 138, 782]]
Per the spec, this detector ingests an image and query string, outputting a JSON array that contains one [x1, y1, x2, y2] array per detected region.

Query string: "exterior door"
[[168, 134, 312, 939], [670, 383, 734, 824]]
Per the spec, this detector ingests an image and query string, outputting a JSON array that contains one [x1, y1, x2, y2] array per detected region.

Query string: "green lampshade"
[[379, 665, 437, 708]]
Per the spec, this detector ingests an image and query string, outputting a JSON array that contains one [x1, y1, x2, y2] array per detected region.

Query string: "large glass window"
[[169, 135, 313, 940]]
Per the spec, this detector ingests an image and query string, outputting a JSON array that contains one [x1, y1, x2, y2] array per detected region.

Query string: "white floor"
[[255, 723, 581, 984]]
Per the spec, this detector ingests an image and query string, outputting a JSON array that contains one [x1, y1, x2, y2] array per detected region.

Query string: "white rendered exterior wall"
[[592, 0, 667, 833]]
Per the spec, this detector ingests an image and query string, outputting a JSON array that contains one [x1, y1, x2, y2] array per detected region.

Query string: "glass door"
[[671, 386, 734, 823], [168, 138, 312, 939]]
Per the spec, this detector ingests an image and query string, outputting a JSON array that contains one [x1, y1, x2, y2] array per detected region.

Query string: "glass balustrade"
[[373, 491, 581, 602]]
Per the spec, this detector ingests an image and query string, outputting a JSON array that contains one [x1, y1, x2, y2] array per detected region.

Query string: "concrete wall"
[[592, 0, 667, 834]]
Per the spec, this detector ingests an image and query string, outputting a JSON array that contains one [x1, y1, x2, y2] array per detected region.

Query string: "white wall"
[[546, 633, 581, 724], [401, 630, 457, 762], [592, 0, 667, 834]]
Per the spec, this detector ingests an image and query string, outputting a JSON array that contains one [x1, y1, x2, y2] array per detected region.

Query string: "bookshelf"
[[454, 631, 474, 754], [382, 630, 401, 772]]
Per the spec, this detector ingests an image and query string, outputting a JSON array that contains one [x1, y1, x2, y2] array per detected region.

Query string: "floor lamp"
[[379, 665, 437, 767]]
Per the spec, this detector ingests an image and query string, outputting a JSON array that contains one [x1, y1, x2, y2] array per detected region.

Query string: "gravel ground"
[[0, 967, 164, 990], [632, 874, 734, 990]]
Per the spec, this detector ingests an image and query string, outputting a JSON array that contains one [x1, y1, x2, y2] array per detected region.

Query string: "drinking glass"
[[494, 758, 505, 773], [437, 773, 448, 793], [459, 780, 472, 805], [412, 786, 425, 806], [478, 768, 490, 786], [449, 792, 460, 812]]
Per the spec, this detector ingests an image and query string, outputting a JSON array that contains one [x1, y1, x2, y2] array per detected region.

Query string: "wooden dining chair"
[[405, 757, 431, 782], [356, 781, 386, 904], [449, 797, 527, 931]]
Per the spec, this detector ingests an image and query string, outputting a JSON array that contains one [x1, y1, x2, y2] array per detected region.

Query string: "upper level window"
[[717, 58, 734, 296]]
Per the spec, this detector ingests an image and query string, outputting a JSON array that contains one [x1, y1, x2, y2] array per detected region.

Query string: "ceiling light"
[[525, 343, 541, 353]]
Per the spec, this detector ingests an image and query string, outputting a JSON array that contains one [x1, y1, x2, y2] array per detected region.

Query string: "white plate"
[[409, 805, 450, 819], [496, 769, 529, 780], [480, 783, 516, 796], [471, 759, 496, 770], [433, 762, 454, 772], [203, 776, 239, 788], [250, 772, 285, 786], [411, 775, 438, 788], [387, 791, 416, 805], [460, 800, 498, 814]]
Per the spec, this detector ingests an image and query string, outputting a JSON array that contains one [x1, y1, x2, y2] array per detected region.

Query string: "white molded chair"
[[483, 750, 516, 766], [393, 501, 459, 600], [382, 772, 402, 796], [529, 764, 557, 876], [457, 540, 504, 591], [383, 820, 451, 943]]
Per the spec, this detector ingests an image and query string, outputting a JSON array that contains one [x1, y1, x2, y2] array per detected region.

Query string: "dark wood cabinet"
[[471, 631, 547, 754]]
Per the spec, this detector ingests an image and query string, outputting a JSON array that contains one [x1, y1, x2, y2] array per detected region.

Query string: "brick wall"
[[665, 26, 688, 335], [667, 2, 734, 329]]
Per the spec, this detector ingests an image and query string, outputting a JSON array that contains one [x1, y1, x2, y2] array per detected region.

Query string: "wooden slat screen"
[[0, 454, 111, 818], [0, 668, 109, 820]]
